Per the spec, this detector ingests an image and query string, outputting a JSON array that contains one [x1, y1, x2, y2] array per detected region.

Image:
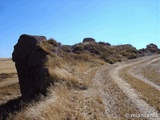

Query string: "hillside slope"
[[0, 35, 160, 120], [0, 55, 159, 119]]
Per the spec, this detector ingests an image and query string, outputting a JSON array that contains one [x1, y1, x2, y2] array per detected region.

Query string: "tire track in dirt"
[[92, 65, 142, 119], [130, 57, 160, 87], [129, 57, 160, 91], [109, 56, 160, 120], [83, 66, 110, 119], [88, 56, 160, 119], [120, 56, 160, 112]]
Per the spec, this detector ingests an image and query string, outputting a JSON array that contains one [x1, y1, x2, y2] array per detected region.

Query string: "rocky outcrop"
[[83, 38, 95, 43], [98, 41, 111, 46], [138, 43, 160, 56], [146, 43, 158, 52], [12, 34, 50, 98]]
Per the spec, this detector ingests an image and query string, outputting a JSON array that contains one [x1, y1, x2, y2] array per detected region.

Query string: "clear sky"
[[0, 0, 159, 58]]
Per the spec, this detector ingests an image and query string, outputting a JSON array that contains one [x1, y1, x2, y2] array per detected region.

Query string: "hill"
[[0, 34, 159, 120]]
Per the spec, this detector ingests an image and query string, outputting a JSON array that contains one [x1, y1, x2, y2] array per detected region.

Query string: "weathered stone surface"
[[83, 38, 95, 43], [12, 34, 49, 98]]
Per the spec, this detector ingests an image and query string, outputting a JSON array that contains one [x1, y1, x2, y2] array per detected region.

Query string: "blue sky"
[[0, 0, 159, 58]]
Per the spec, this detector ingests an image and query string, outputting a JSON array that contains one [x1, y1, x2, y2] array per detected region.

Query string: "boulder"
[[83, 38, 95, 43], [12, 34, 49, 98], [146, 43, 158, 53], [146, 43, 158, 49]]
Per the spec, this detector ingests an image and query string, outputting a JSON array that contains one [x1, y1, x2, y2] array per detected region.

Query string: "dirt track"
[[91, 55, 160, 119]]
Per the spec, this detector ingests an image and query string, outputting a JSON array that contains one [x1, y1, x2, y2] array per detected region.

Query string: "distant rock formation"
[[146, 43, 158, 52], [138, 43, 160, 56], [83, 38, 95, 43], [98, 41, 111, 46], [12, 34, 50, 98]]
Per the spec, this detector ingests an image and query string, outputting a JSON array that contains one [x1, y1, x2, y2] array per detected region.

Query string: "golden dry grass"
[[8, 81, 107, 120]]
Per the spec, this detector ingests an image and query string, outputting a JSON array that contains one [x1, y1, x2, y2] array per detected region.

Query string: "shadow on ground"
[[0, 97, 34, 120]]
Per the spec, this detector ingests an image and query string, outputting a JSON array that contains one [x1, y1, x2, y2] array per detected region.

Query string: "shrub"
[[121, 52, 138, 59], [72, 54, 91, 61], [62, 46, 72, 53], [98, 42, 111, 46], [47, 38, 59, 46], [72, 44, 85, 53], [89, 47, 100, 55], [101, 53, 119, 64]]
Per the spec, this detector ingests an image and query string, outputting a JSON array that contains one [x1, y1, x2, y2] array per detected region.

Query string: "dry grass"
[[72, 42, 140, 64], [8, 82, 107, 120], [0, 83, 20, 104]]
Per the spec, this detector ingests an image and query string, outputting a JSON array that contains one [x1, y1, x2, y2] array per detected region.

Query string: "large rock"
[[146, 43, 158, 49], [146, 43, 159, 53], [12, 34, 50, 98], [83, 38, 95, 43]]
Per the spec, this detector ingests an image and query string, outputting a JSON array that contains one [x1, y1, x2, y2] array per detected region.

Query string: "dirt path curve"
[[130, 57, 160, 90], [91, 64, 140, 119], [91, 55, 160, 119], [109, 56, 160, 120]]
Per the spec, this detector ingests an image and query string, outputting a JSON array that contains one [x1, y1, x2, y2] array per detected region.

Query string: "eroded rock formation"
[[12, 34, 50, 98], [146, 43, 159, 53], [83, 38, 95, 43]]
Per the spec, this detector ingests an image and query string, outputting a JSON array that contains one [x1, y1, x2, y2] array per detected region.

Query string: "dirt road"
[[91, 55, 160, 119]]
